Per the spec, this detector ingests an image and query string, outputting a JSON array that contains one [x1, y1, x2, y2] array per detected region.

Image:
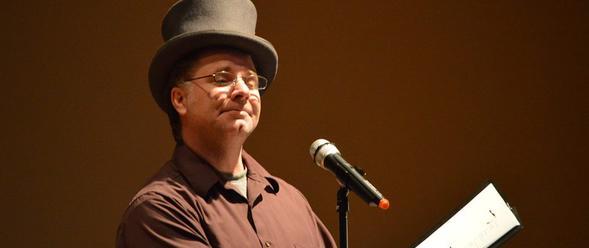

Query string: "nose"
[[229, 77, 251, 103]]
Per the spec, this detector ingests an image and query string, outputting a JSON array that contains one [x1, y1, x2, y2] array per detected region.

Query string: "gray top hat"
[[149, 0, 278, 112]]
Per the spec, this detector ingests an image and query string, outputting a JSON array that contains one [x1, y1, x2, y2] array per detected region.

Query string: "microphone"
[[310, 139, 389, 210]]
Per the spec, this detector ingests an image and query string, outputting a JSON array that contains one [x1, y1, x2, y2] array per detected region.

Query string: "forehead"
[[188, 48, 256, 74]]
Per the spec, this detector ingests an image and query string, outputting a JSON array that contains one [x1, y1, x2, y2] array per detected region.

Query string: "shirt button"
[[264, 241, 272, 247]]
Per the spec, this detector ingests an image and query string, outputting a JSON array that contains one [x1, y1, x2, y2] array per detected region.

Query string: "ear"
[[170, 86, 188, 116]]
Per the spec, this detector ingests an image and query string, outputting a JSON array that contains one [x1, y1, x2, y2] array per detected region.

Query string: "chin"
[[221, 119, 254, 135], [237, 121, 256, 133]]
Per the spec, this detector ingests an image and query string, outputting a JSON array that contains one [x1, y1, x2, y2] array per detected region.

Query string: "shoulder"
[[117, 163, 209, 247], [122, 162, 204, 224]]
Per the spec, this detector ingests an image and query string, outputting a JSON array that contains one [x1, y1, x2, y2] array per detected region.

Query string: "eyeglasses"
[[183, 71, 268, 91]]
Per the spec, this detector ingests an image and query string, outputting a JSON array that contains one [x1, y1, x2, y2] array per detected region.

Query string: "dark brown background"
[[1, 0, 587, 247]]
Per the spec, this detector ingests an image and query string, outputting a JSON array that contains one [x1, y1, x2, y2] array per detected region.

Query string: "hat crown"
[[149, 0, 277, 112], [162, 0, 258, 41]]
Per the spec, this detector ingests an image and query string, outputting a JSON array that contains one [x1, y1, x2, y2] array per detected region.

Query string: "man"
[[116, 0, 337, 247]]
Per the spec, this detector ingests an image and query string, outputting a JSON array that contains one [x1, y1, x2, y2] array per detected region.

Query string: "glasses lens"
[[213, 71, 236, 86], [243, 74, 261, 90], [211, 71, 267, 90]]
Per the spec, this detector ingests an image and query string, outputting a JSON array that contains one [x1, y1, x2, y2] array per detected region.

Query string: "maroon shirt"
[[116, 145, 336, 247]]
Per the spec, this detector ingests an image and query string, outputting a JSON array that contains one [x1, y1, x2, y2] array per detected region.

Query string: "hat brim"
[[149, 30, 278, 112]]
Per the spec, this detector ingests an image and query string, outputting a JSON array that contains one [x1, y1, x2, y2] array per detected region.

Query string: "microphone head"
[[309, 139, 340, 168]]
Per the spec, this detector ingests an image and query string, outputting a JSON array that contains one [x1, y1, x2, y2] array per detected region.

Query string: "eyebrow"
[[215, 66, 232, 72], [214, 66, 257, 75]]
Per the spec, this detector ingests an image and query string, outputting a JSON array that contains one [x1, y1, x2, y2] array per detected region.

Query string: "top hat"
[[148, 0, 278, 112]]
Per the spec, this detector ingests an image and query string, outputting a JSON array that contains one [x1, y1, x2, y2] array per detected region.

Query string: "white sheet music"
[[416, 183, 520, 248]]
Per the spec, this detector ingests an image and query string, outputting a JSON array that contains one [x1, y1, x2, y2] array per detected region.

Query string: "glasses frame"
[[183, 71, 268, 91]]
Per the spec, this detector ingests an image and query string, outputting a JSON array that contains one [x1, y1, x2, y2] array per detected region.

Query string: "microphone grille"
[[309, 139, 340, 168]]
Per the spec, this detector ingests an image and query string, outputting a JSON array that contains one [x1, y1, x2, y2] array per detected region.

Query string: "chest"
[[197, 191, 321, 248]]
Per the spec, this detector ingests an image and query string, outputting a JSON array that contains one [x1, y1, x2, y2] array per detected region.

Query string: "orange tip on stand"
[[378, 198, 390, 210]]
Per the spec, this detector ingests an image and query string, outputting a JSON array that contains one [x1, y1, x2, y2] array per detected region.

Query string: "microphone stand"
[[336, 166, 367, 248], [337, 187, 349, 248]]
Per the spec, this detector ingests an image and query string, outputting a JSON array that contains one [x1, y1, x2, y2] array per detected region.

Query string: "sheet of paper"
[[416, 183, 520, 248]]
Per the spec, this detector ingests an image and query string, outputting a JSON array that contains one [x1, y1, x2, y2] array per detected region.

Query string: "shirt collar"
[[171, 145, 279, 198]]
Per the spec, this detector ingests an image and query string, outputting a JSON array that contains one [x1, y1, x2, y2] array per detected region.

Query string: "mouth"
[[221, 108, 252, 116]]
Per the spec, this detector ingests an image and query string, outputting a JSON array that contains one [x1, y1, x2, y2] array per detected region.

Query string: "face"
[[171, 48, 262, 142]]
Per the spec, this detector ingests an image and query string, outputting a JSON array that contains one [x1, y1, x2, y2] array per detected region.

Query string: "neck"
[[182, 131, 247, 176]]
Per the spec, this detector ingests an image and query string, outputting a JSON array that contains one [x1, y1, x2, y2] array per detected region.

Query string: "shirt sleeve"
[[116, 192, 210, 248]]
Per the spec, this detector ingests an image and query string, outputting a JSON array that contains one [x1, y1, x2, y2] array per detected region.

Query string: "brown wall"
[[1, 0, 587, 247]]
